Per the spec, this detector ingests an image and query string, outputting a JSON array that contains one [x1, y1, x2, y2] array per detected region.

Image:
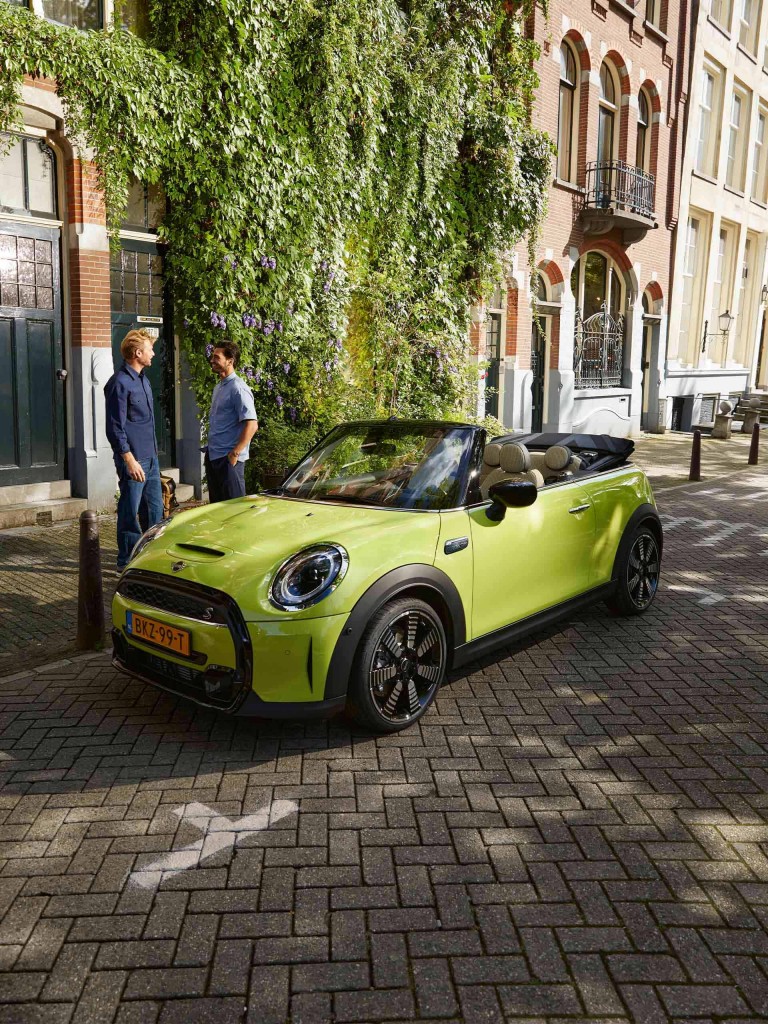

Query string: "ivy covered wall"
[[0, 0, 551, 450]]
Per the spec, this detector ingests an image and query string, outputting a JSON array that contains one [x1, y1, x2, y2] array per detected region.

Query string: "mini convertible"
[[112, 420, 662, 732]]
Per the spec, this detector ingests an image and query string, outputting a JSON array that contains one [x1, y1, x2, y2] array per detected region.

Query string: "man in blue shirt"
[[104, 329, 164, 569], [206, 341, 258, 502]]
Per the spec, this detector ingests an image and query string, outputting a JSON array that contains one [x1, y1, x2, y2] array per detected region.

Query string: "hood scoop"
[[166, 542, 231, 563]]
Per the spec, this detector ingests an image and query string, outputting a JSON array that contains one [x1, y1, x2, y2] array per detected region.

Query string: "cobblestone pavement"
[[0, 465, 767, 1022]]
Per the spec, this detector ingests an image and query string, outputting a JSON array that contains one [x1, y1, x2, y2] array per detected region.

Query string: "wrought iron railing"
[[584, 160, 655, 219], [574, 303, 625, 389]]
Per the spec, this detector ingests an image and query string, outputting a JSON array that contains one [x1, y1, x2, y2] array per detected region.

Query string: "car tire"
[[607, 525, 661, 616], [347, 597, 447, 733]]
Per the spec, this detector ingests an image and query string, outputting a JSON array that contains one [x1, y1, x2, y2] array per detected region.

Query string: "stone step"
[[0, 497, 88, 531], [175, 483, 194, 503], [0, 480, 72, 506], [162, 467, 180, 483]]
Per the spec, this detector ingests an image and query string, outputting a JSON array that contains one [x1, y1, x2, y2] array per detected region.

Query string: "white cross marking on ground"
[[667, 584, 726, 606], [129, 799, 298, 890]]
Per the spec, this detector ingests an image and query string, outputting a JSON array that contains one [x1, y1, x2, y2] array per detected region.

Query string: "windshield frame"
[[273, 420, 484, 512]]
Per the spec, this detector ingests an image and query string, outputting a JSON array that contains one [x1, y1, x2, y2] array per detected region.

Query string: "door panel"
[[0, 317, 18, 469], [468, 483, 596, 639], [110, 241, 174, 468], [27, 319, 57, 466], [0, 223, 64, 486]]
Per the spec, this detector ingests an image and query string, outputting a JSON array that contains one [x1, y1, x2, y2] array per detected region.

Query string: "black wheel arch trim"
[[323, 564, 467, 700], [611, 504, 663, 583]]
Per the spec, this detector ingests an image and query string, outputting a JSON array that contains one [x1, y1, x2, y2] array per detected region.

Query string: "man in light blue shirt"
[[206, 341, 258, 502]]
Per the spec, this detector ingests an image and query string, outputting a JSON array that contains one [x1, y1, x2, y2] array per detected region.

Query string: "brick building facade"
[[475, 0, 688, 438], [0, 1, 200, 521]]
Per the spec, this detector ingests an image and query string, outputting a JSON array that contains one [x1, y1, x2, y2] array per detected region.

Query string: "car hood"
[[128, 494, 442, 620]]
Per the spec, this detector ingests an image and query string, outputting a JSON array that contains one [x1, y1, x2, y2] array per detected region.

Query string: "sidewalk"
[[0, 429, 765, 675]]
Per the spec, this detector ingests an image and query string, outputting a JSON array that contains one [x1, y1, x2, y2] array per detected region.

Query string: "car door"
[[467, 480, 597, 640]]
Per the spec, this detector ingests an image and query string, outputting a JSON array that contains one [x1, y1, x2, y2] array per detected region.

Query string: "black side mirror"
[[486, 479, 538, 521]]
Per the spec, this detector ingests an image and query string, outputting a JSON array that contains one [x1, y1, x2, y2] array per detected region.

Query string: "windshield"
[[279, 423, 476, 510]]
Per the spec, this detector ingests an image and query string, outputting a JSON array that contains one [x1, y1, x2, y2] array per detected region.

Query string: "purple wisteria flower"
[[267, 379, 274, 390], [255, 371, 261, 383], [320, 260, 328, 272], [260, 255, 277, 270], [245, 367, 254, 380], [283, 363, 290, 374], [335, 338, 343, 351], [275, 321, 283, 333], [263, 320, 274, 336], [210, 311, 226, 329], [286, 300, 295, 316], [323, 281, 331, 294], [289, 406, 297, 422], [205, 344, 214, 358], [183, 317, 190, 328], [323, 361, 331, 372], [276, 395, 284, 408]]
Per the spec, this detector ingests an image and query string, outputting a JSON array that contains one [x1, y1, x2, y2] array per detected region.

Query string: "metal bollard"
[[689, 428, 702, 482], [748, 421, 761, 466], [76, 510, 105, 650]]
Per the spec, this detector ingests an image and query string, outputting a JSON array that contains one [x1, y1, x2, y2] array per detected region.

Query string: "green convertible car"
[[112, 419, 662, 732]]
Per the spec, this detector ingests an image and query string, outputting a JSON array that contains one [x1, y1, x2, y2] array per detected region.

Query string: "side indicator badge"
[[444, 537, 469, 555]]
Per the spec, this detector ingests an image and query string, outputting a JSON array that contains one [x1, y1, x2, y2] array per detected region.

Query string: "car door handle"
[[568, 504, 590, 514]]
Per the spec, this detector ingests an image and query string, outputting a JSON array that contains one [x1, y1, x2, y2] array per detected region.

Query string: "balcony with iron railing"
[[580, 160, 657, 243]]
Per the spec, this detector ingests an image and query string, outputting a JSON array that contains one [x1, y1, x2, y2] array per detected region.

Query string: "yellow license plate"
[[126, 611, 191, 657]]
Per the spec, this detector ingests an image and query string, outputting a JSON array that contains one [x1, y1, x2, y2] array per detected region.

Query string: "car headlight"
[[128, 521, 169, 565], [270, 544, 349, 611]]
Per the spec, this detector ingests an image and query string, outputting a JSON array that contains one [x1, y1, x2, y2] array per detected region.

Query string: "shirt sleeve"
[[105, 378, 131, 456], [236, 384, 258, 424]]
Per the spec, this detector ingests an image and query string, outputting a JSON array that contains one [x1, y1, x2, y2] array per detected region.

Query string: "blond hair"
[[121, 329, 154, 361]]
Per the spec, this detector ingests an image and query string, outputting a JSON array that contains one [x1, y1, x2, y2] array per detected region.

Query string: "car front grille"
[[118, 574, 229, 625], [114, 570, 253, 711]]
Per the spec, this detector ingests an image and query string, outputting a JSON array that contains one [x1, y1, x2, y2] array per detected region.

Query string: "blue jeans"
[[115, 456, 163, 568]]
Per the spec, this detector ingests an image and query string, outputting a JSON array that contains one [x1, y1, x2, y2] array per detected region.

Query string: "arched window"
[[571, 251, 626, 388], [637, 89, 651, 172], [0, 134, 57, 218], [558, 43, 578, 182], [598, 62, 619, 166]]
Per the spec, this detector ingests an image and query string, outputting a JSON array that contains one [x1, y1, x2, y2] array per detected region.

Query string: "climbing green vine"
[[0, 0, 551, 456]]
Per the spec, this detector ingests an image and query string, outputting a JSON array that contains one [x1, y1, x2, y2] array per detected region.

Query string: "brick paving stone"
[[3, 468, 768, 1021]]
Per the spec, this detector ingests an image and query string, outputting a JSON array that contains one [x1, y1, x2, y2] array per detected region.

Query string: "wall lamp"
[[701, 309, 734, 353]]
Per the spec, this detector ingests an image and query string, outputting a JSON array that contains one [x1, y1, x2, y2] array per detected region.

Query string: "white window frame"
[[711, 0, 734, 29], [678, 212, 709, 365], [695, 63, 723, 178], [739, 0, 761, 53], [726, 84, 751, 192], [751, 106, 768, 203]]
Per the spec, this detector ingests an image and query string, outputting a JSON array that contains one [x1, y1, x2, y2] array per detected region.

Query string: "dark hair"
[[213, 340, 240, 368]]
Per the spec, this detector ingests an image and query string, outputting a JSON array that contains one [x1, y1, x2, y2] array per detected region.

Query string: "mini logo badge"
[[171, 560, 186, 572]]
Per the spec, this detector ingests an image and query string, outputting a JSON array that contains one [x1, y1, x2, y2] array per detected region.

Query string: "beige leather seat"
[[479, 442, 503, 483], [480, 442, 544, 499], [542, 444, 582, 483]]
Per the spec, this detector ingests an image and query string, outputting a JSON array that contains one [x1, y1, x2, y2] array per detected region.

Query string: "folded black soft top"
[[495, 431, 634, 457]]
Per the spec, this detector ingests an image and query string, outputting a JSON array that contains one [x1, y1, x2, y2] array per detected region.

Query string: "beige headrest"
[[499, 443, 531, 473], [483, 443, 502, 468], [544, 445, 572, 471]]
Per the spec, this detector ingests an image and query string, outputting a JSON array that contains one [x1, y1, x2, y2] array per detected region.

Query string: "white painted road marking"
[[667, 584, 726, 606], [129, 799, 298, 890]]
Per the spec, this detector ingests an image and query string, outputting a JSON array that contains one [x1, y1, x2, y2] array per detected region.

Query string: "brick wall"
[[509, 0, 684, 374]]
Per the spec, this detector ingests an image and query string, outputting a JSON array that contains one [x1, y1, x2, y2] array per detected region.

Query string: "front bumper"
[[111, 569, 349, 718]]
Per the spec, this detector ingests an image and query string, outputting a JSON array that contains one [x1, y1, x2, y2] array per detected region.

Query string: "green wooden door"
[[110, 242, 174, 469], [0, 224, 65, 486]]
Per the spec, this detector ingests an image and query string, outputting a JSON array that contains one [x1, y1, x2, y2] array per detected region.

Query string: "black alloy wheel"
[[609, 526, 661, 616], [348, 597, 447, 732]]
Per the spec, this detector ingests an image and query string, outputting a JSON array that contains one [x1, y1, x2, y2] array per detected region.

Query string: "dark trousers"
[[205, 454, 246, 503], [115, 456, 163, 568]]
